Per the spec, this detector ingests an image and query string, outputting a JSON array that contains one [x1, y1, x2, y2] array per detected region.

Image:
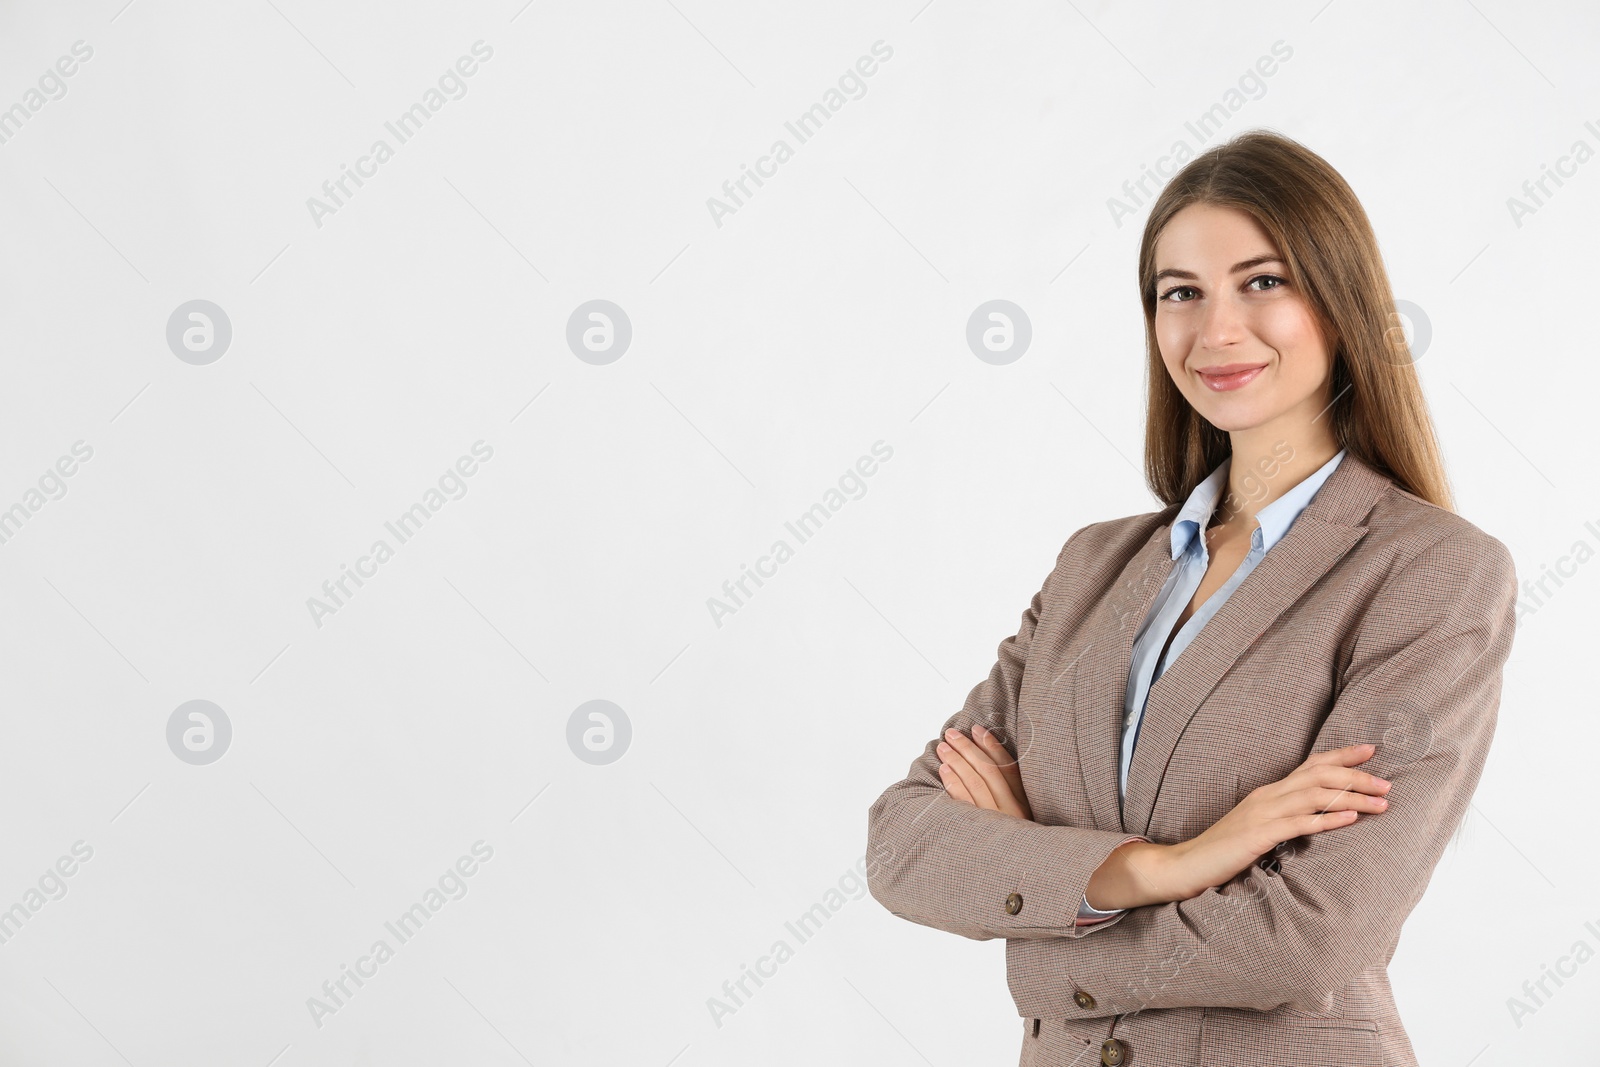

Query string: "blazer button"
[[1073, 990, 1096, 1010], [1100, 1037, 1126, 1065], [1004, 892, 1023, 915]]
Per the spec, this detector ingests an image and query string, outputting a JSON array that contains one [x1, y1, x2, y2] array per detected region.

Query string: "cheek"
[[1257, 302, 1325, 358], [1154, 314, 1191, 367]]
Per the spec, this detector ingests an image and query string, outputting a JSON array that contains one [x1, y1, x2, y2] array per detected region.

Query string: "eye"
[[1247, 274, 1287, 292], [1158, 285, 1197, 303]]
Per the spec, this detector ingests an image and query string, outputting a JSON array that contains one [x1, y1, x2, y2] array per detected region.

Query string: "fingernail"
[[973, 724, 988, 738]]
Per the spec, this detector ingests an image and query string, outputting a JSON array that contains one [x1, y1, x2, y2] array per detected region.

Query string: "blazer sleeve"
[[1004, 530, 1519, 1017], [865, 527, 1154, 941]]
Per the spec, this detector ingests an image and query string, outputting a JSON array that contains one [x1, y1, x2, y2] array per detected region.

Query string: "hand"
[[1164, 743, 1392, 900], [936, 724, 1033, 821]]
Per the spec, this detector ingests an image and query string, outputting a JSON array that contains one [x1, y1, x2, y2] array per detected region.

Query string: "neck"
[[1215, 428, 1340, 531]]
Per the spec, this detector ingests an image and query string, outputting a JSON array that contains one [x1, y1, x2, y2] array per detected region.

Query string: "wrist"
[[1086, 839, 1172, 910], [1149, 839, 1194, 903], [1121, 841, 1180, 907]]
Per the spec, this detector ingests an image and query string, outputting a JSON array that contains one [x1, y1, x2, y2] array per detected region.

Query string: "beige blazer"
[[866, 451, 1518, 1067]]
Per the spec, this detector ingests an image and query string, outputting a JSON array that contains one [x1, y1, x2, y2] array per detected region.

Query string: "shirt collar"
[[1170, 448, 1347, 560]]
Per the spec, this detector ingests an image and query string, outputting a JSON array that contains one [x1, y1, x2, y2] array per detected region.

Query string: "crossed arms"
[[865, 530, 1517, 1015]]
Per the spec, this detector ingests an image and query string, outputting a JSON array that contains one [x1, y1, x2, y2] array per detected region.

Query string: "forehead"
[[1154, 203, 1279, 268]]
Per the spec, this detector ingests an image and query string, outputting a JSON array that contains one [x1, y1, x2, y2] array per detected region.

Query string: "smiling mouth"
[[1195, 363, 1267, 391]]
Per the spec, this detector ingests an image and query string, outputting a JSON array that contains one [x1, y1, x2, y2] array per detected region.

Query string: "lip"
[[1195, 362, 1267, 391]]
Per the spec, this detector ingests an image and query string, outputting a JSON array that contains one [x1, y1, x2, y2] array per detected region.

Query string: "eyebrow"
[[1153, 254, 1285, 283]]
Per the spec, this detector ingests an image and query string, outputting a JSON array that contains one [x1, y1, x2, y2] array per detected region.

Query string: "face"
[[1152, 203, 1337, 442]]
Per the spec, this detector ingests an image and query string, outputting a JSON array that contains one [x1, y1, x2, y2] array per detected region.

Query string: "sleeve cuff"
[[1075, 894, 1127, 921]]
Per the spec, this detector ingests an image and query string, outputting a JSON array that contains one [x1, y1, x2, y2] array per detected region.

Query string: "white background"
[[0, 1, 1593, 1064]]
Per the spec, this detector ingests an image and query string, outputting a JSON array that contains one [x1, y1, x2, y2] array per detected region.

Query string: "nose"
[[1198, 293, 1247, 351]]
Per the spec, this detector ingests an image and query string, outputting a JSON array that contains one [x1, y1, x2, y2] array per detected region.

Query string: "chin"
[[1192, 404, 1271, 434]]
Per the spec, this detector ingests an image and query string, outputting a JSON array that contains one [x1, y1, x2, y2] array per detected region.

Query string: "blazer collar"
[[1070, 449, 1394, 838], [1170, 449, 1348, 561]]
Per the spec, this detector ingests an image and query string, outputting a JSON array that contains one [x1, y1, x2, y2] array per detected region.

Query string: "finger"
[[947, 729, 1024, 825], [938, 743, 994, 806], [1260, 781, 1389, 837], [1283, 809, 1361, 837], [938, 742, 999, 810], [945, 728, 1002, 775], [970, 722, 1015, 757], [1304, 785, 1389, 816], [1279, 747, 1389, 807], [973, 724, 1027, 801], [942, 730, 1015, 814], [938, 762, 975, 805], [1300, 743, 1378, 770], [1306, 764, 1393, 797], [972, 724, 1020, 773]]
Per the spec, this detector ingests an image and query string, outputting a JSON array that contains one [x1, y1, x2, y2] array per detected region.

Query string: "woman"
[[865, 129, 1517, 1067]]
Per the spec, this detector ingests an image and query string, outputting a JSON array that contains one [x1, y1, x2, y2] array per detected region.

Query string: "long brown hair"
[[1137, 129, 1452, 512]]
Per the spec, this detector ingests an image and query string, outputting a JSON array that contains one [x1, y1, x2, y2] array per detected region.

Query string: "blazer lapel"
[[1073, 452, 1393, 838], [1071, 518, 1178, 836]]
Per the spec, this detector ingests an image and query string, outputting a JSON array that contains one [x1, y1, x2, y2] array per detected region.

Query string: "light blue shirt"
[[1079, 447, 1346, 919]]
